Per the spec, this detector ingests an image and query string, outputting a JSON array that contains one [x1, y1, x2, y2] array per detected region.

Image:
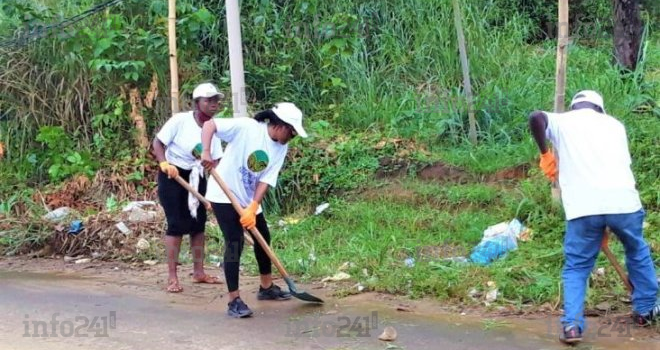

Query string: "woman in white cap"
[[152, 82, 225, 293], [200, 102, 307, 318]]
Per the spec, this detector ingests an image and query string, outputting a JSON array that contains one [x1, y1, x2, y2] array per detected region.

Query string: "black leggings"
[[212, 203, 272, 292]]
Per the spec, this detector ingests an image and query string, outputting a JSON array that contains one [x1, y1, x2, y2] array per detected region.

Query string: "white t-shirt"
[[545, 108, 642, 220], [204, 118, 288, 213], [156, 111, 223, 169]]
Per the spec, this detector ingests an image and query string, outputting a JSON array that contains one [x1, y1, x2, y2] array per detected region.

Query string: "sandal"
[[192, 274, 223, 284], [167, 279, 184, 293]]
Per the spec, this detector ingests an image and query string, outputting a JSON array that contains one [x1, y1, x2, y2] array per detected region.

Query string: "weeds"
[[0, 0, 658, 311]]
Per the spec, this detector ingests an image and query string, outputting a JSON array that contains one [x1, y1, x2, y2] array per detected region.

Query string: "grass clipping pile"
[[7, 171, 164, 260]]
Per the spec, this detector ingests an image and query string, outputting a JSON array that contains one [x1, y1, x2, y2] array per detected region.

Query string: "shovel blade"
[[292, 291, 324, 303], [284, 276, 324, 303]]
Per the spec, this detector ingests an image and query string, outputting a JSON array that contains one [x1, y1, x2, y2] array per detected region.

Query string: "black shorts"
[[157, 167, 207, 236]]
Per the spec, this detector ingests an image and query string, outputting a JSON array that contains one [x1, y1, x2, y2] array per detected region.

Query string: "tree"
[[613, 0, 643, 71]]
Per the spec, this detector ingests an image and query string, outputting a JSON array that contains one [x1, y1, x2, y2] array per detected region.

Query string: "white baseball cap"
[[192, 83, 224, 100], [570, 90, 605, 113], [272, 102, 307, 138]]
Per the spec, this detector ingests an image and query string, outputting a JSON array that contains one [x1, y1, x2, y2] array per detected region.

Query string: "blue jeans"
[[561, 209, 658, 330]]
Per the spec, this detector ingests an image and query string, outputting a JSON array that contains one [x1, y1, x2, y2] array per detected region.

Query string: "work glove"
[[240, 201, 259, 230], [159, 161, 179, 179], [539, 150, 557, 182], [0, 142, 4, 160]]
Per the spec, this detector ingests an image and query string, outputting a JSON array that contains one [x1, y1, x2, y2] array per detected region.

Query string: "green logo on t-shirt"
[[192, 143, 203, 159], [247, 150, 269, 172]]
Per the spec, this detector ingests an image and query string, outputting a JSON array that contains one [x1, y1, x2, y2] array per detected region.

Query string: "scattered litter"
[[353, 283, 365, 292], [485, 281, 498, 303], [127, 207, 157, 223], [404, 257, 415, 267], [68, 220, 83, 235], [277, 219, 286, 227], [75, 258, 91, 264], [468, 288, 481, 301], [63, 256, 77, 263], [115, 222, 131, 235], [378, 326, 397, 341], [113, 267, 120, 271], [143, 260, 158, 266], [43, 207, 71, 222], [362, 268, 369, 277], [594, 267, 605, 277], [443, 256, 469, 264], [136, 238, 150, 251], [321, 272, 351, 282], [396, 305, 413, 312], [470, 219, 527, 266], [91, 252, 102, 259], [314, 202, 330, 215], [122, 201, 157, 212]]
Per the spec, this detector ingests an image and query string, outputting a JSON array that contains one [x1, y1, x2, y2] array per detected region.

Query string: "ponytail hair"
[[254, 109, 290, 128]]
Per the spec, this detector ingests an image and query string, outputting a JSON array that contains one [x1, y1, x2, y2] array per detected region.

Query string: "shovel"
[[209, 168, 324, 303], [601, 229, 633, 294], [173, 175, 254, 246]]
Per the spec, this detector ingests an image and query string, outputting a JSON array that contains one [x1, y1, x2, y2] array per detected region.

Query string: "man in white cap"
[[200, 102, 307, 318], [528, 90, 658, 344]]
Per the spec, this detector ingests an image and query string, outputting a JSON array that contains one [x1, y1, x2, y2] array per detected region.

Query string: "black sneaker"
[[633, 304, 659, 327], [559, 325, 582, 344], [257, 283, 292, 301], [227, 297, 253, 318]]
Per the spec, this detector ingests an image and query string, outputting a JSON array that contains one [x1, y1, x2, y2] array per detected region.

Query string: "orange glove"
[[0, 142, 4, 160], [240, 201, 259, 230], [159, 161, 179, 179], [539, 150, 557, 182]]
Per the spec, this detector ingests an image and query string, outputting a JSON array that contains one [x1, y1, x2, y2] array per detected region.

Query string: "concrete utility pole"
[[226, 0, 248, 117]]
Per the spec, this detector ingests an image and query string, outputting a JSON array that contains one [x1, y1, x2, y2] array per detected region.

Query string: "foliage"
[[0, 0, 658, 308], [35, 126, 98, 181]]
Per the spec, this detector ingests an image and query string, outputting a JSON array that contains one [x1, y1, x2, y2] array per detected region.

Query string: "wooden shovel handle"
[[173, 175, 254, 246], [173, 176, 211, 210], [601, 229, 633, 294], [209, 169, 290, 279]]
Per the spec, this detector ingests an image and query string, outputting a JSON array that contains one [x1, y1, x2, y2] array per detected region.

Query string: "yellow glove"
[[159, 161, 179, 179], [539, 150, 557, 182], [239, 201, 259, 230]]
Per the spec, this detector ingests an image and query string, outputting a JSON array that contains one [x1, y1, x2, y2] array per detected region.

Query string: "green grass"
[[262, 175, 656, 309], [0, 0, 658, 312]]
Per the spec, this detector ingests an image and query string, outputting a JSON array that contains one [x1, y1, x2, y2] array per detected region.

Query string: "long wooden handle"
[[601, 230, 633, 294], [174, 176, 211, 210], [209, 169, 290, 278], [174, 174, 254, 246]]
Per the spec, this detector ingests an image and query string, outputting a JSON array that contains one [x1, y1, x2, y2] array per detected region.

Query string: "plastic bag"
[[469, 219, 524, 265]]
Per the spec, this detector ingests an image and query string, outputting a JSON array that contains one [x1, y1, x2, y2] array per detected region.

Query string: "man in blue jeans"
[[528, 90, 659, 344]]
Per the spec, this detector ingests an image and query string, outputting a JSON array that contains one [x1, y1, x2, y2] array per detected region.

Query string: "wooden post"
[[551, 0, 568, 203], [168, 0, 180, 114], [226, 0, 248, 118], [554, 0, 568, 113], [452, 0, 477, 145]]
